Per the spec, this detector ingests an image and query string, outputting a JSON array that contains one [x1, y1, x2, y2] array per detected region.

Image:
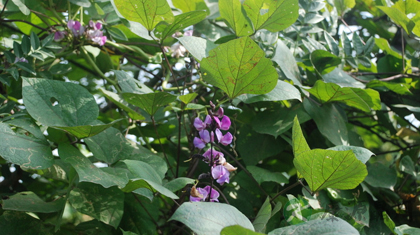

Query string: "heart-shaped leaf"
[[219, 0, 254, 36], [201, 37, 278, 99], [122, 91, 177, 116]]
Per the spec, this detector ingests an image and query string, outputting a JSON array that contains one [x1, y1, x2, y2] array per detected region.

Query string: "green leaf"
[[30, 31, 40, 50], [178, 93, 198, 104], [234, 80, 301, 104], [364, 162, 397, 188], [352, 32, 364, 55], [177, 36, 217, 62], [21, 35, 31, 55], [395, 224, 420, 235], [22, 77, 98, 127], [52, 119, 123, 139], [170, 202, 254, 234], [114, 70, 153, 94], [155, 11, 207, 40], [113, 0, 174, 31], [292, 116, 311, 158], [272, 39, 301, 85], [382, 211, 396, 233], [122, 91, 177, 116], [334, 0, 355, 17], [252, 197, 272, 233], [201, 37, 278, 99], [342, 33, 352, 56], [163, 177, 195, 192], [108, 27, 128, 41], [5, 117, 45, 140], [2, 191, 65, 213], [268, 216, 359, 235], [294, 149, 367, 192], [0, 211, 48, 234], [375, 38, 402, 58], [399, 155, 416, 176], [69, 183, 124, 228], [310, 50, 341, 75], [101, 88, 145, 120], [322, 68, 365, 88], [303, 100, 349, 146], [323, 31, 340, 56], [222, 225, 264, 235], [377, 5, 414, 34], [367, 80, 411, 95], [15, 62, 35, 75], [219, 0, 254, 36], [173, 0, 209, 13], [122, 179, 178, 199], [11, 0, 30, 15], [58, 143, 129, 188], [328, 145, 374, 164], [364, 37, 375, 55], [68, 0, 91, 7], [0, 122, 53, 169], [307, 80, 381, 112], [247, 166, 289, 185], [243, 0, 299, 32], [252, 103, 311, 138]]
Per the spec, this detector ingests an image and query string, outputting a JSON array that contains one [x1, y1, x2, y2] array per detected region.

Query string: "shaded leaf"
[[0, 211, 48, 235], [2, 191, 65, 213], [364, 162, 397, 189], [328, 145, 374, 164], [114, 70, 153, 94], [367, 80, 411, 95], [310, 50, 341, 75], [252, 197, 272, 233], [247, 166, 289, 185], [170, 202, 254, 234], [272, 39, 301, 85], [52, 119, 123, 139], [164, 177, 195, 192], [0, 122, 53, 169], [100, 88, 145, 120], [399, 155, 416, 176], [178, 36, 217, 62], [123, 91, 177, 116], [201, 37, 278, 99]]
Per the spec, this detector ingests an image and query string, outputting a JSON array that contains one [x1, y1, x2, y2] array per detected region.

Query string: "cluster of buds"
[[190, 102, 237, 202], [54, 20, 107, 46]]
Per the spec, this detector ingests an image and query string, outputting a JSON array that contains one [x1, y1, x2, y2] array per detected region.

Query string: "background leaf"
[[123, 91, 177, 116], [2, 191, 65, 213], [177, 36, 217, 62]]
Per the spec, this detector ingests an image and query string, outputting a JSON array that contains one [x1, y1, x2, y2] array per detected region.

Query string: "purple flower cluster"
[[190, 102, 237, 202], [190, 185, 219, 202], [55, 20, 107, 46]]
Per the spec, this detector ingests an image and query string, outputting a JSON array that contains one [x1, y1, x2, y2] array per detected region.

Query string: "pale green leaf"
[[114, 70, 153, 94], [243, 0, 299, 32], [272, 39, 301, 85], [164, 177, 195, 192], [334, 0, 355, 17], [219, 0, 254, 36], [328, 145, 374, 164], [292, 116, 310, 158], [201, 37, 278, 99], [221, 225, 264, 235], [155, 11, 207, 40], [178, 93, 198, 104], [177, 36, 217, 62], [172, 0, 209, 13], [113, 0, 174, 31], [322, 68, 365, 88], [170, 202, 254, 234], [252, 197, 272, 233]]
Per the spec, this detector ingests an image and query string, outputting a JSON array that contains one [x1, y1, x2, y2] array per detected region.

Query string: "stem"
[[214, 143, 269, 197], [132, 193, 160, 229], [270, 180, 301, 203], [2, 20, 48, 31], [55, 169, 77, 232], [401, 27, 405, 73], [151, 116, 176, 177], [0, 0, 9, 19]]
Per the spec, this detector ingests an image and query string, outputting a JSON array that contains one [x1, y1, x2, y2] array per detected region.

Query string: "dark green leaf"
[[163, 177, 195, 192], [219, 0, 254, 36], [201, 37, 278, 99], [399, 155, 416, 176], [243, 0, 299, 32], [114, 70, 153, 94], [108, 27, 128, 41], [30, 31, 40, 50], [101, 88, 145, 120], [310, 50, 341, 75], [52, 119, 122, 139], [323, 31, 340, 56], [170, 202, 254, 234], [69, 183, 124, 228], [247, 166, 289, 185], [252, 197, 271, 233], [0, 122, 53, 169], [13, 41, 22, 58], [367, 80, 411, 95], [123, 91, 177, 116], [363, 37, 375, 55], [5, 117, 45, 140], [15, 62, 35, 75], [342, 33, 352, 56], [364, 162, 397, 188], [21, 35, 31, 55], [0, 211, 49, 234], [2, 191, 65, 213], [113, 0, 174, 31], [155, 11, 207, 40], [352, 32, 364, 55]]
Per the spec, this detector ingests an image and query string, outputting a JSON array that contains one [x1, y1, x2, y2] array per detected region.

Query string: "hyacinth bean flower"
[[193, 115, 212, 131], [212, 165, 230, 185], [89, 20, 102, 30], [190, 185, 219, 202], [202, 148, 223, 163], [67, 20, 84, 37], [14, 57, 28, 63], [215, 129, 233, 146], [54, 31, 66, 41], [87, 29, 107, 46], [213, 115, 231, 131], [193, 130, 212, 149]]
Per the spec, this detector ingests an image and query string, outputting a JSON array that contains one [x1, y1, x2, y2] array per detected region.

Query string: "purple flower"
[[213, 115, 231, 131], [203, 149, 223, 162], [67, 20, 85, 37], [89, 20, 102, 30], [87, 29, 107, 46], [193, 130, 211, 149], [14, 57, 28, 63], [193, 115, 212, 131], [212, 165, 230, 185], [190, 186, 219, 202], [54, 31, 66, 41], [217, 107, 224, 118], [184, 30, 193, 36], [215, 129, 233, 145]]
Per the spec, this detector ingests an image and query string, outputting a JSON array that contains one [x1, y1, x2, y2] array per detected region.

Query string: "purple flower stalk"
[[190, 185, 219, 202], [212, 165, 230, 185]]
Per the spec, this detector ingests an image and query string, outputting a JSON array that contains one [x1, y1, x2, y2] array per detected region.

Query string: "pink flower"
[[89, 20, 102, 30], [190, 186, 219, 202], [212, 165, 230, 185], [193, 130, 211, 149], [67, 20, 84, 37], [87, 29, 107, 46], [202, 149, 223, 162], [213, 115, 231, 131], [215, 129, 233, 145], [193, 115, 212, 131], [54, 31, 66, 41]]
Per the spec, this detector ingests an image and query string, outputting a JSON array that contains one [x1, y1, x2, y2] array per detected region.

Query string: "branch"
[[2, 19, 49, 31]]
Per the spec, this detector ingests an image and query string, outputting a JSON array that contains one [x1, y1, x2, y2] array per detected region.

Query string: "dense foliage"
[[1, 0, 420, 234]]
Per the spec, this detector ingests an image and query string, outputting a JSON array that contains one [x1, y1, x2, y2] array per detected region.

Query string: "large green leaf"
[[310, 50, 341, 75], [122, 91, 177, 116], [364, 162, 397, 189], [177, 36, 217, 62], [303, 99, 349, 146], [52, 119, 123, 139], [307, 80, 381, 112], [58, 144, 129, 188], [201, 37, 278, 99], [378, 0, 420, 34], [22, 77, 98, 127], [122, 179, 178, 199], [328, 145, 374, 164], [170, 202, 254, 234], [247, 166, 289, 185], [69, 183, 124, 229], [113, 0, 174, 31], [234, 80, 301, 104], [5, 117, 45, 140], [292, 116, 311, 158], [366, 80, 411, 95], [221, 225, 264, 235], [272, 39, 301, 85], [243, 0, 299, 32], [0, 211, 49, 235], [219, 0, 253, 36], [252, 197, 272, 233], [268, 216, 359, 235], [100, 88, 145, 120], [114, 70, 153, 94], [163, 177, 195, 192], [252, 104, 310, 138], [322, 68, 365, 88], [172, 0, 209, 13], [2, 191, 65, 213], [294, 149, 367, 192], [155, 11, 207, 40], [0, 122, 53, 169]]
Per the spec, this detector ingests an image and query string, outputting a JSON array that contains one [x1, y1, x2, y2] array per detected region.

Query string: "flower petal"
[[220, 116, 231, 130], [193, 137, 206, 149]]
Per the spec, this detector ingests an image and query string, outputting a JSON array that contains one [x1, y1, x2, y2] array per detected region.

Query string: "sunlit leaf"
[[178, 36, 217, 62], [219, 0, 254, 36], [155, 11, 207, 40]]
